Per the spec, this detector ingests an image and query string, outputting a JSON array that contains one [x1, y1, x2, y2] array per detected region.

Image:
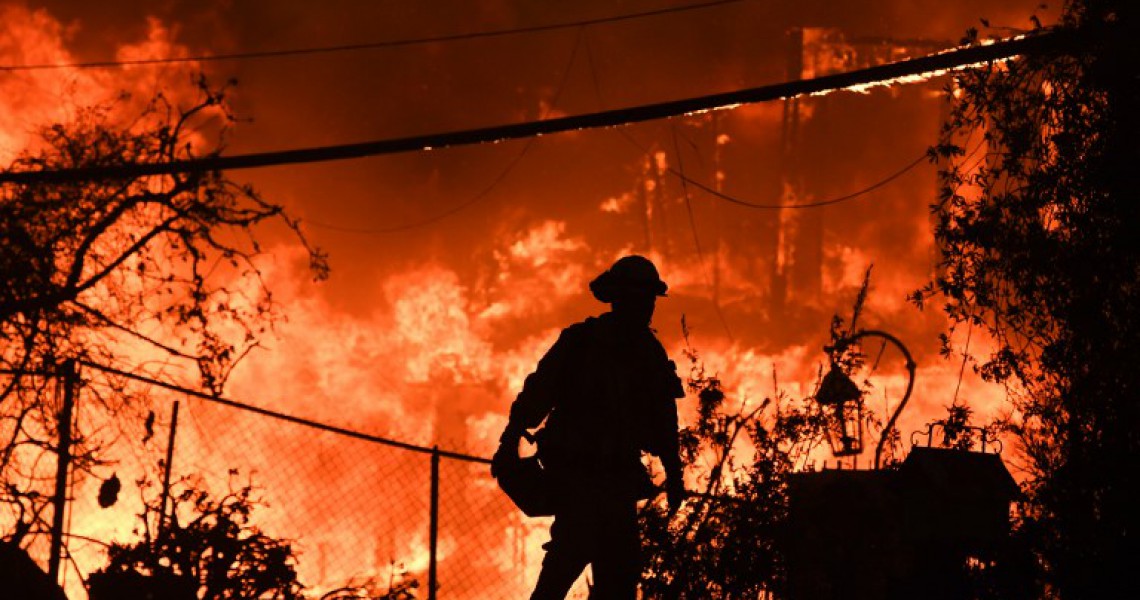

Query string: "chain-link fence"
[[177, 395, 534, 598], [168, 378, 596, 598], [9, 362, 592, 599]]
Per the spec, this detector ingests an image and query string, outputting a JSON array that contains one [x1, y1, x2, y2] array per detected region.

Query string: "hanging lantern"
[[816, 329, 917, 468], [816, 364, 865, 457]]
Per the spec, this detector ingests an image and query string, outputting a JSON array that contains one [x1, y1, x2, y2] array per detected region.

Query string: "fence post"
[[48, 359, 77, 582], [429, 446, 440, 600], [159, 399, 180, 539]]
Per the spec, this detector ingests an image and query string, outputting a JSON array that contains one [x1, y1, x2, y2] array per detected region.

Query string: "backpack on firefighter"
[[494, 426, 658, 517], [494, 430, 555, 517]]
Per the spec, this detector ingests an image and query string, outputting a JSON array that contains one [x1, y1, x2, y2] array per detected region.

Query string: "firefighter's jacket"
[[504, 312, 685, 502]]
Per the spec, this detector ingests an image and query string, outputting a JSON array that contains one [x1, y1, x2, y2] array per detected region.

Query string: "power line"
[[604, 88, 929, 210], [0, 28, 1071, 185], [0, 0, 749, 73], [676, 151, 930, 210], [304, 137, 527, 234]]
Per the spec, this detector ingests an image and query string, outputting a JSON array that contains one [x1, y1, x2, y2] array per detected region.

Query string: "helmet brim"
[[589, 272, 668, 303]]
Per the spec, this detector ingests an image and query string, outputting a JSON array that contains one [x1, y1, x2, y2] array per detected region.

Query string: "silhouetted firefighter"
[[493, 255, 685, 600]]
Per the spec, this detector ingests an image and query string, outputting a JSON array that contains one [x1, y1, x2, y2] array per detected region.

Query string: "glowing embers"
[[814, 364, 865, 457]]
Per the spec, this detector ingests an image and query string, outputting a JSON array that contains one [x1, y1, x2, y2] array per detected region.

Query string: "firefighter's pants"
[[529, 499, 640, 600]]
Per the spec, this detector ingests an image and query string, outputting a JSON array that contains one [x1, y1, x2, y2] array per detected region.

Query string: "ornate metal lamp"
[[816, 330, 917, 468], [816, 364, 865, 457]]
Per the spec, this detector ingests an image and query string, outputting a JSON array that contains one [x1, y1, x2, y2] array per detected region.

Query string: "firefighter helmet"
[[589, 255, 668, 303]]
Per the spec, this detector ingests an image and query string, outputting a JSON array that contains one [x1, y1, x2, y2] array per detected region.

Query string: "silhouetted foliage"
[[0, 77, 326, 546], [936, 401, 1002, 453], [88, 475, 303, 600], [638, 282, 886, 598], [914, 1, 1139, 596]]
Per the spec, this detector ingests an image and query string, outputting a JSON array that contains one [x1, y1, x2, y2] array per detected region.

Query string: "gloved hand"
[[491, 434, 520, 479], [666, 477, 686, 515]]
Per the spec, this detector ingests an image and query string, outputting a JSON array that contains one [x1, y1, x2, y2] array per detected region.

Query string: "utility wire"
[[306, 25, 586, 234], [0, 28, 1071, 185], [675, 152, 930, 210], [0, 0, 749, 73]]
